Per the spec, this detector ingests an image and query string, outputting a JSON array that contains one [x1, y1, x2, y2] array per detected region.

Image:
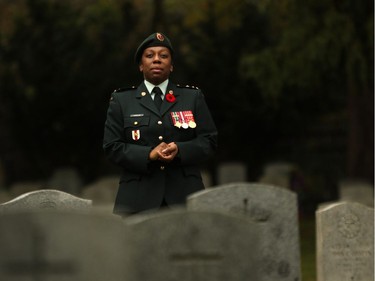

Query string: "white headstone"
[[187, 182, 301, 281], [81, 176, 118, 204], [258, 162, 295, 189], [0, 211, 127, 281], [0, 189, 92, 213], [47, 167, 83, 195], [217, 162, 247, 184], [81, 176, 118, 213], [124, 209, 260, 281], [316, 202, 374, 281], [201, 169, 212, 188]]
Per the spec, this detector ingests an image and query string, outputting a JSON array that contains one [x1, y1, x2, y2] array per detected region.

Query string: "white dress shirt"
[[144, 79, 169, 100]]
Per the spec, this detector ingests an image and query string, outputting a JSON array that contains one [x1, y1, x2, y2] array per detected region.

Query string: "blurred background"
[[0, 0, 373, 198], [0, 0, 373, 280]]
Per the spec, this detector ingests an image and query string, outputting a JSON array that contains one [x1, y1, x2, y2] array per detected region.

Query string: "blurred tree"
[[163, 0, 271, 180], [0, 0, 141, 183], [240, 0, 374, 182], [0, 0, 371, 192]]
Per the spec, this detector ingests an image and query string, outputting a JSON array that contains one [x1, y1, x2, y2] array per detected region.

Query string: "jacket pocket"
[[123, 116, 150, 143], [124, 116, 150, 128]]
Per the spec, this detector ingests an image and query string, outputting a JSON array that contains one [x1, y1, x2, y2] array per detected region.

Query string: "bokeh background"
[[1, 0, 373, 197], [0, 0, 373, 280]]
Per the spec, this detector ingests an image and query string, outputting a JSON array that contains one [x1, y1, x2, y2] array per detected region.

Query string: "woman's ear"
[[139, 65, 143, 72], [170, 65, 173, 72]]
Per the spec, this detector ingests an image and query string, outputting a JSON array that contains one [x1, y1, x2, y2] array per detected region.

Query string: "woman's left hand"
[[158, 142, 178, 162]]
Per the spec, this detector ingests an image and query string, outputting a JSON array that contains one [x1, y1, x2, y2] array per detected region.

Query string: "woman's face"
[[139, 46, 173, 85]]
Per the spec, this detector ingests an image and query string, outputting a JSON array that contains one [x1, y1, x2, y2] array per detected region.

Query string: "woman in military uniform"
[[103, 32, 218, 215]]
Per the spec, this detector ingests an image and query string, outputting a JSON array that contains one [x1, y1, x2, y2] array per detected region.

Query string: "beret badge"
[[156, 33, 165, 41]]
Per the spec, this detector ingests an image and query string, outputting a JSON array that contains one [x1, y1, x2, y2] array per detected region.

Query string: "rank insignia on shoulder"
[[114, 86, 136, 93], [177, 84, 199, 89]]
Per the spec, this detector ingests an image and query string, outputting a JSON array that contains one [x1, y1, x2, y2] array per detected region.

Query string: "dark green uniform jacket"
[[103, 81, 218, 214]]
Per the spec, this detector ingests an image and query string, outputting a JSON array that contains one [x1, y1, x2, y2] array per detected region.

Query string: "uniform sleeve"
[[103, 92, 151, 173]]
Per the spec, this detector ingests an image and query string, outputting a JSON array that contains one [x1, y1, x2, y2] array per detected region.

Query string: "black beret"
[[134, 32, 174, 64]]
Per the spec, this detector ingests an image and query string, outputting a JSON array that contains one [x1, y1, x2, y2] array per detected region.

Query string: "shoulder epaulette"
[[176, 84, 199, 90], [114, 86, 136, 93]]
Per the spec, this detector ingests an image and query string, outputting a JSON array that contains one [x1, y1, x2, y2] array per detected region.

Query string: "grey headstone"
[[0, 211, 127, 281], [0, 189, 92, 213], [81, 176, 118, 204], [317, 201, 342, 210], [124, 209, 260, 281], [217, 162, 247, 184], [81, 176, 119, 214], [316, 202, 374, 281], [46, 167, 83, 195], [187, 182, 301, 281], [258, 162, 296, 189], [338, 179, 374, 207], [201, 169, 212, 188]]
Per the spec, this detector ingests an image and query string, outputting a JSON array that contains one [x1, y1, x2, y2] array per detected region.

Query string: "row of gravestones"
[[0, 183, 373, 281], [1, 163, 373, 208], [0, 161, 295, 191]]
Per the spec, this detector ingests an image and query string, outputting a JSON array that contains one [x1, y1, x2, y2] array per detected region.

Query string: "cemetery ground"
[[300, 216, 316, 281]]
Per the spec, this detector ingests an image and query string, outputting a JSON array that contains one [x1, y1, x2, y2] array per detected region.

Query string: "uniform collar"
[[144, 79, 169, 96]]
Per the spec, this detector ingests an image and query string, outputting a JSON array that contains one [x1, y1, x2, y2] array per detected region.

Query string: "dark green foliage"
[[0, 0, 372, 192]]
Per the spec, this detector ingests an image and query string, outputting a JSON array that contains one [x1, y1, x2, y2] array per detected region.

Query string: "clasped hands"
[[149, 142, 178, 162]]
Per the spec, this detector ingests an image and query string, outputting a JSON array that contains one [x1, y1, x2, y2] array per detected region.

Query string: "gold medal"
[[174, 121, 182, 128], [188, 121, 196, 128]]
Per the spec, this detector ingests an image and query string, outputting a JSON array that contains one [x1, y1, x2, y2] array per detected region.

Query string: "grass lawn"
[[299, 216, 317, 281]]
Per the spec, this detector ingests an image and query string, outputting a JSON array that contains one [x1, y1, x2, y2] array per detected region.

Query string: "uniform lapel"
[[160, 82, 179, 116]]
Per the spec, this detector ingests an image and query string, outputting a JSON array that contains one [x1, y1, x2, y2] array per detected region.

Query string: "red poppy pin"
[[165, 90, 176, 103]]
